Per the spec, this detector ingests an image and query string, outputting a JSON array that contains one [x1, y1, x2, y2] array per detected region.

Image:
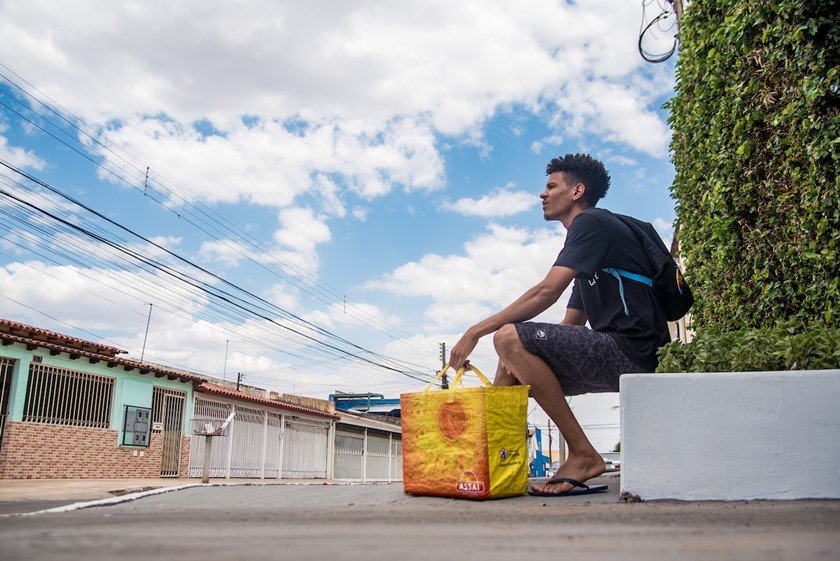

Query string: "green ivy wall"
[[668, 1, 839, 331]]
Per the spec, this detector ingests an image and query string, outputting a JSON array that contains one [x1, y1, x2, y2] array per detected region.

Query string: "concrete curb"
[[2, 480, 393, 517]]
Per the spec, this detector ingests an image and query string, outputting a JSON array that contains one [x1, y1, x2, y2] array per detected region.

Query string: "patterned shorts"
[[513, 322, 646, 396]]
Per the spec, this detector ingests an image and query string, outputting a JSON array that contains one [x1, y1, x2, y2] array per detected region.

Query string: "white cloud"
[[94, 116, 445, 207], [198, 239, 249, 268], [550, 75, 673, 157], [303, 301, 403, 333], [367, 223, 572, 332], [443, 185, 535, 218], [652, 216, 674, 249], [531, 135, 565, 155], [0, 134, 46, 171], [262, 283, 303, 314], [608, 155, 639, 167], [274, 207, 330, 253], [0, 261, 208, 332], [2, 0, 671, 212], [351, 207, 370, 222]]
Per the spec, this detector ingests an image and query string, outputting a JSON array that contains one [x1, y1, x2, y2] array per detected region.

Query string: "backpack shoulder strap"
[[613, 213, 674, 267]]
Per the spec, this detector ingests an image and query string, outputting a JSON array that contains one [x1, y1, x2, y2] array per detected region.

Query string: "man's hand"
[[448, 329, 479, 371], [446, 266, 577, 372]]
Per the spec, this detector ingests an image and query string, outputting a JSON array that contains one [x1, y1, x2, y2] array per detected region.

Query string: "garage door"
[[282, 419, 330, 478]]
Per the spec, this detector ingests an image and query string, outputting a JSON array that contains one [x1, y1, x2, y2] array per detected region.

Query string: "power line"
[[0, 160, 433, 384], [0, 66, 436, 352]]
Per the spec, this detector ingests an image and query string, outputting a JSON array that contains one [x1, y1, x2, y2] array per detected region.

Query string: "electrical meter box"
[[123, 405, 152, 447]]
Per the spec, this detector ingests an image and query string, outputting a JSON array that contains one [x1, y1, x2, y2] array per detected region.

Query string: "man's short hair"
[[545, 154, 611, 206]]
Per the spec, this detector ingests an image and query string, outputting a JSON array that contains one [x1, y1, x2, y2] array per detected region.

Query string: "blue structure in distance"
[[529, 426, 552, 477], [329, 392, 401, 417]]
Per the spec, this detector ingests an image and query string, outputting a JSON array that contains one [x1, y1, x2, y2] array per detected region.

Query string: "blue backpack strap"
[[602, 268, 654, 315]]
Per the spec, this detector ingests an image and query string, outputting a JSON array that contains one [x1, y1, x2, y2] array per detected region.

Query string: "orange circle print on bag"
[[438, 400, 469, 440]]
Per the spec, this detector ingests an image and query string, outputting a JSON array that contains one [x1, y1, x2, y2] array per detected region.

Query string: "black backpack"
[[612, 213, 694, 321]]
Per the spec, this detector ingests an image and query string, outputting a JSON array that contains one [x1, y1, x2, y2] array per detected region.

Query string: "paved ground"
[[1, 475, 838, 561]]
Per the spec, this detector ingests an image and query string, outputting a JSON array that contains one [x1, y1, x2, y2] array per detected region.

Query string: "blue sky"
[[0, 0, 679, 451]]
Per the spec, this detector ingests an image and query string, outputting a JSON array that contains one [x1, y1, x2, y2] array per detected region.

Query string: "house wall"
[[0, 343, 194, 479], [0, 422, 191, 479]]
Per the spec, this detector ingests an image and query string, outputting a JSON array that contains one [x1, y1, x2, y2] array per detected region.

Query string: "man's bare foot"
[[531, 452, 606, 495]]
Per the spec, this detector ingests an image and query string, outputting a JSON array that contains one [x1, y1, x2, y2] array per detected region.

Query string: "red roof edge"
[[0, 317, 125, 357], [196, 383, 340, 420], [0, 331, 205, 384]]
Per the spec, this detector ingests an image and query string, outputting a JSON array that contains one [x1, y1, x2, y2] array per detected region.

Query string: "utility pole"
[[140, 303, 153, 362], [236, 372, 243, 392], [548, 420, 553, 462], [439, 342, 448, 389], [671, 0, 683, 21]]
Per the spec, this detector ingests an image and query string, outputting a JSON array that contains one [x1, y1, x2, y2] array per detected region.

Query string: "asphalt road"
[[1, 478, 839, 561]]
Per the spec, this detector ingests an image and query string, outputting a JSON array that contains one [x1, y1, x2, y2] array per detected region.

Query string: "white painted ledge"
[[620, 370, 840, 501]]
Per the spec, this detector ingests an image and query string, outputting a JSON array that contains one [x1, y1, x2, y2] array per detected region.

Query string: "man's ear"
[[574, 182, 587, 202]]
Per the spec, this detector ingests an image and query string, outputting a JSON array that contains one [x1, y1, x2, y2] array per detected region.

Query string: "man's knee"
[[493, 324, 522, 355]]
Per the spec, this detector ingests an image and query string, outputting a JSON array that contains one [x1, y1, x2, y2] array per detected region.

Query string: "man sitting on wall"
[[448, 153, 671, 496]]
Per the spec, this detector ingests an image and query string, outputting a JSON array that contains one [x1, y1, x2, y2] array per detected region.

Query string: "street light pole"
[[223, 339, 230, 381], [140, 303, 153, 362]]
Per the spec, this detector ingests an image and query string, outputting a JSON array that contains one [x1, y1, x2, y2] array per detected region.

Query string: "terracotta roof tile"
[[196, 383, 340, 420], [0, 330, 205, 384], [0, 318, 125, 357]]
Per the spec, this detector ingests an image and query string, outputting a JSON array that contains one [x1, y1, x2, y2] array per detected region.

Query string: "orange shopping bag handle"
[[423, 363, 492, 392]]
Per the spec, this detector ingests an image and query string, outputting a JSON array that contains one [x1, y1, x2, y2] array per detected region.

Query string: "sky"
[[0, 0, 680, 453]]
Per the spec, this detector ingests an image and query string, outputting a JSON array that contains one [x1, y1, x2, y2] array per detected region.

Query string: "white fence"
[[189, 398, 331, 479], [333, 425, 403, 482], [189, 398, 402, 481]]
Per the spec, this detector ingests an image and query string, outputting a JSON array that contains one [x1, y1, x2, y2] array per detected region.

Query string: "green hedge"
[[668, 1, 839, 331], [656, 323, 839, 373]]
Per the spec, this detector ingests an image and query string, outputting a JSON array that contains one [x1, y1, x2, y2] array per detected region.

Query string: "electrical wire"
[[0, 66, 438, 353], [638, 0, 679, 63], [0, 161, 434, 384]]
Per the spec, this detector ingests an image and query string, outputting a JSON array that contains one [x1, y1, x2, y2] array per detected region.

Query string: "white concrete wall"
[[620, 370, 840, 501]]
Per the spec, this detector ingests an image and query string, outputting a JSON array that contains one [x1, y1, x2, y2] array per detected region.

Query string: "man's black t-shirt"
[[554, 207, 671, 371]]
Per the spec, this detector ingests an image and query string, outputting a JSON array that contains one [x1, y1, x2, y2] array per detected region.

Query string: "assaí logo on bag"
[[499, 447, 522, 466], [455, 470, 486, 494]]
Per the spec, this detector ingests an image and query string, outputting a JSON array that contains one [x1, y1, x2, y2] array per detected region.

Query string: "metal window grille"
[[23, 363, 114, 428], [0, 357, 15, 450], [152, 387, 187, 430]]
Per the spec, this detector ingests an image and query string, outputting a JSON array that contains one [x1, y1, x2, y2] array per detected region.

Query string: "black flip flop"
[[528, 477, 608, 497]]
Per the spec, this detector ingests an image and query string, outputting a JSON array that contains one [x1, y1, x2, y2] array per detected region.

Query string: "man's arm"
[[561, 307, 586, 326], [448, 265, 578, 369]]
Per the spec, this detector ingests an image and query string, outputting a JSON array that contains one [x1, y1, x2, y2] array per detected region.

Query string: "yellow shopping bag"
[[401, 364, 529, 500]]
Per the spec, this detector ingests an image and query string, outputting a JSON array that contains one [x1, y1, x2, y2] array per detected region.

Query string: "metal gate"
[[283, 419, 329, 478], [0, 357, 14, 451], [366, 431, 392, 481], [334, 428, 364, 480], [153, 387, 186, 477], [229, 406, 265, 478], [189, 398, 231, 478], [390, 438, 403, 480], [333, 425, 402, 481]]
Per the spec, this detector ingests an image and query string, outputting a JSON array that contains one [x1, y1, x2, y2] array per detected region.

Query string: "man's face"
[[541, 172, 577, 221]]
